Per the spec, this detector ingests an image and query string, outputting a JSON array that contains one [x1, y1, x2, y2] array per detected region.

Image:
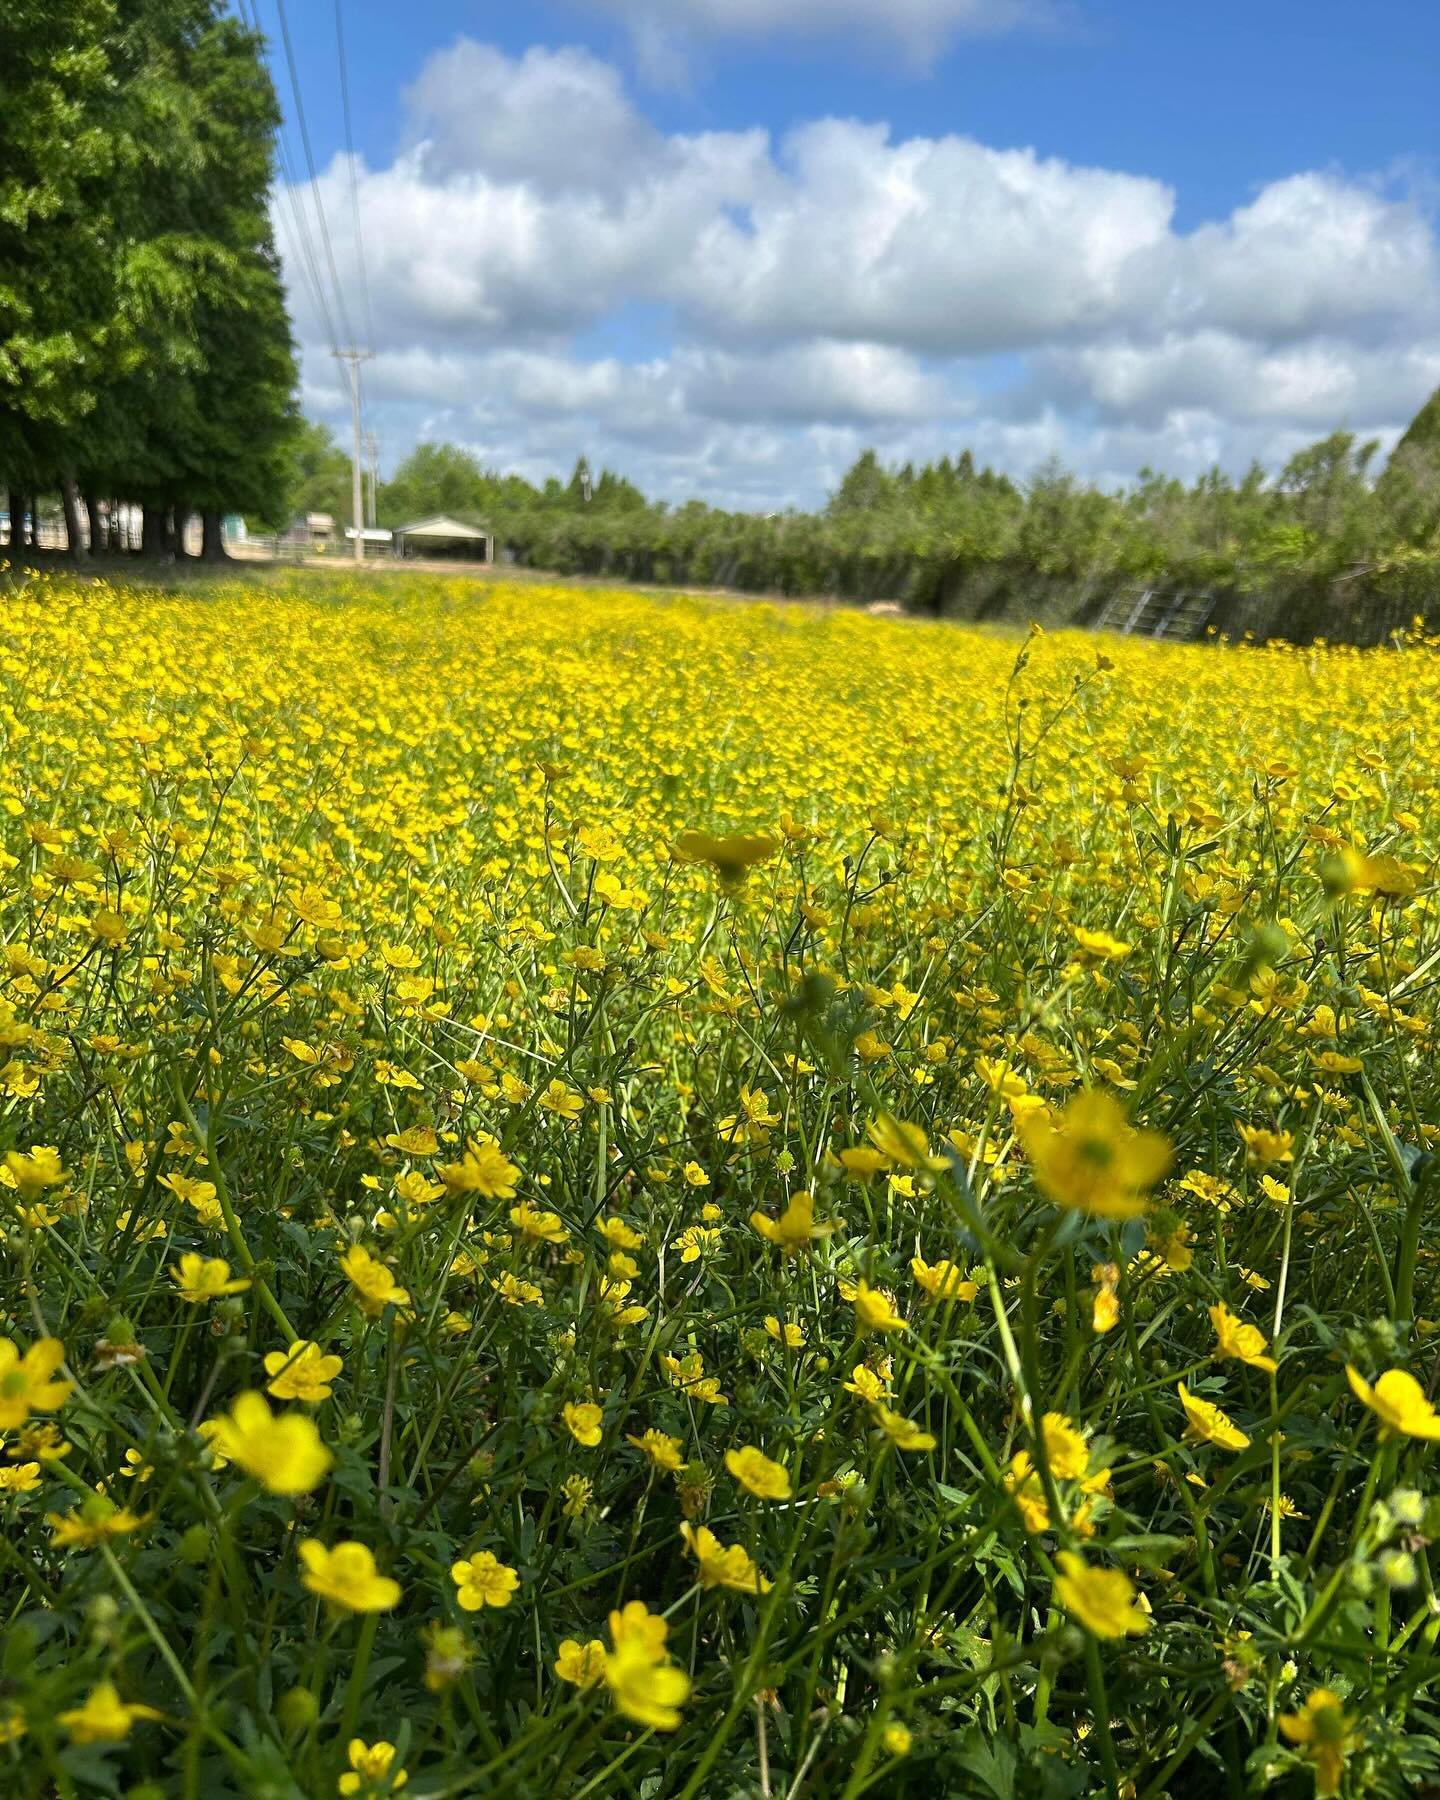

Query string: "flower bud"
[[1390, 1488, 1424, 1528], [178, 1523, 211, 1564], [1381, 1549, 1418, 1589], [277, 1686, 320, 1734]]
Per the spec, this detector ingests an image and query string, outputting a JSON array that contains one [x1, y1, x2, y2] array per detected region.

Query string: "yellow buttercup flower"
[[1040, 1412, 1090, 1480], [170, 1252, 251, 1305], [680, 1522, 773, 1593], [47, 1493, 145, 1549], [843, 1362, 891, 1402], [1346, 1366, 1440, 1441], [563, 1401, 604, 1446], [0, 1335, 69, 1431], [1278, 1688, 1358, 1797], [1072, 926, 1132, 962], [866, 1114, 947, 1171], [602, 1601, 691, 1729], [264, 1340, 343, 1402], [339, 1738, 408, 1794], [451, 1550, 519, 1610], [554, 1638, 607, 1687], [838, 1146, 892, 1181], [339, 1245, 411, 1317], [1004, 1451, 1050, 1534], [1209, 1302, 1277, 1373], [599, 1216, 644, 1251], [749, 1190, 833, 1253], [440, 1138, 521, 1199], [57, 1683, 161, 1745], [660, 1352, 728, 1405], [725, 1444, 792, 1499], [853, 1280, 905, 1333], [627, 1428, 685, 1471], [872, 1404, 936, 1451], [1054, 1551, 1149, 1639], [910, 1256, 978, 1303], [1092, 1262, 1120, 1335], [1239, 1124, 1294, 1168], [1177, 1383, 1250, 1452], [203, 1391, 332, 1494], [0, 1461, 41, 1494], [299, 1540, 401, 1613], [510, 1200, 568, 1243], [2, 1146, 66, 1195], [1019, 1091, 1171, 1220]]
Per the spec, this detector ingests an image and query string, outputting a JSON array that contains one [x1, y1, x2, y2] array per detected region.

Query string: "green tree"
[[85, 2, 297, 553], [828, 449, 894, 514], [377, 441, 539, 528], [1378, 386, 1440, 545], [0, 0, 122, 549], [167, 10, 298, 551], [282, 420, 352, 528]]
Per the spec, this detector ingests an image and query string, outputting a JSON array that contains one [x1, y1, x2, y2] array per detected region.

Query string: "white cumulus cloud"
[[275, 38, 1440, 510], [577, 0, 1048, 74]]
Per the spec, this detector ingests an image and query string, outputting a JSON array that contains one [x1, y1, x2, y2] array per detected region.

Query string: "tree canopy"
[[0, 0, 297, 554]]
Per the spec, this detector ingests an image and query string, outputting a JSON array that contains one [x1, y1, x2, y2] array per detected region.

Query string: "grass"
[[1, 567, 1438, 1798]]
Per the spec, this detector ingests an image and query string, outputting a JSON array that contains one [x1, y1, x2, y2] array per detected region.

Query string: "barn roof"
[[393, 515, 492, 540]]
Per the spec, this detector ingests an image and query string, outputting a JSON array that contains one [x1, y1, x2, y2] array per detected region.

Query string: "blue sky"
[[258, 0, 1440, 507]]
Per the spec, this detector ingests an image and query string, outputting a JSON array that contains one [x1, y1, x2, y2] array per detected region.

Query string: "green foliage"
[[284, 420, 354, 527], [280, 382, 1440, 642], [376, 441, 534, 527], [0, 0, 296, 540], [0, 0, 120, 473]]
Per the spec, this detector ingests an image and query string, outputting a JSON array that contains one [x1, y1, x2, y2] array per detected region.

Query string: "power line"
[[334, 0, 376, 356], [237, 0, 342, 355], [240, 0, 379, 555], [272, 0, 358, 353], [275, 133, 344, 354]]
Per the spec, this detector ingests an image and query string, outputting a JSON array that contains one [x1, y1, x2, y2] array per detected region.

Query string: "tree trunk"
[[85, 491, 104, 556], [7, 489, 26, 554], [171, 508, 188, 558], [201, 509, 227, 562], [61, 478, 86, 559], [141, 504, 164, 559]]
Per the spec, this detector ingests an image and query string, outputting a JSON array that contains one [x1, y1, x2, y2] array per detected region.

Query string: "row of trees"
[[1, 0, 296, 560], [292, 399, 1440, 639]]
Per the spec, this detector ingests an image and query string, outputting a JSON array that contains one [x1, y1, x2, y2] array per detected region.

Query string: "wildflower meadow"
[[3, 568, 1440, 1799]]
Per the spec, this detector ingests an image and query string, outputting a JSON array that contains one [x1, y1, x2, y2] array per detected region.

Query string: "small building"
[[280, 512, 338, 553], [393, 515, 495, 562], [343, 526, 395, 559]]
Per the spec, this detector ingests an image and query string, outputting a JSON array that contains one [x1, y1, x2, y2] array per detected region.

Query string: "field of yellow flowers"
[[2, 568, 1439, 1799]]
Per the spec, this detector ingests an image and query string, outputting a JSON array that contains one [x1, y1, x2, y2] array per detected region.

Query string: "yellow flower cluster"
[[0, 570, 1436, 1796]]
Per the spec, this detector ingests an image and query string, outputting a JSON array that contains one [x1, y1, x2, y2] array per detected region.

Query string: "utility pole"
[[363, 431, 379, 528], [333, 347, 373, 565]]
